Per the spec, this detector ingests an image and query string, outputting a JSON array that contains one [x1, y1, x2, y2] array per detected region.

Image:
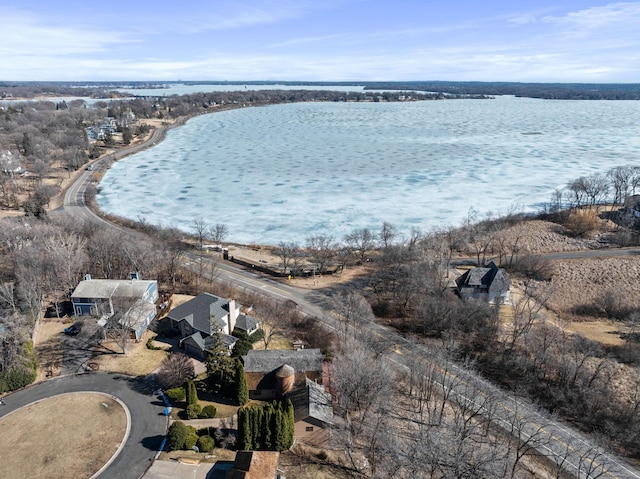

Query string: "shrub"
[[165, 386, 186, 402], [185, 379, 199, 406], [196, 435, 215, 452], [187, 403, 202, 419], [185, 431, 199, 450], [249, 329, 265, 343], [0, 366, 37, 393], [146, 335, 161, 350], [199, 405, 217, 419], [231, 338, 252, 357], [167, 421, 189, 451]]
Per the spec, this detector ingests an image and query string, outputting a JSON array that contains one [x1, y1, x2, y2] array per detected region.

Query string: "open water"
[[96, 96, 640, 245]]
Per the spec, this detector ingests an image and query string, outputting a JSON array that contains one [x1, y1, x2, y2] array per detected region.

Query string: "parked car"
[[64, 324, 81, 336]]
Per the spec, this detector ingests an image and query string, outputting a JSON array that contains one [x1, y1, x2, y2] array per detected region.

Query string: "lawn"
[[0, 393, 126, 479], [92, 329, 168, 376]]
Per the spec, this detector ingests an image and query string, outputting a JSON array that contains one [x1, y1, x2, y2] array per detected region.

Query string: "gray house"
[[167, 292, 261, 359], [70, 276, 159, 339], [455, 261, 510, 304]]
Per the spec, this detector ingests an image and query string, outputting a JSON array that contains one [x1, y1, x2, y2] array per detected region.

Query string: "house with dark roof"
[[70, 275, 159, 339], [455, 261, 510, 304], [241, 349, 325, 400], [241, 348, 333, 445], [622, 195, 640, 224], [166, 292, 260, 360], [288, 378, 333, 444], [235, 313, 260, 336]]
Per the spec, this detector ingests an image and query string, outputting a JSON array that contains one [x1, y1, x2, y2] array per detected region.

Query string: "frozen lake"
[[97, 96, 640, 245]]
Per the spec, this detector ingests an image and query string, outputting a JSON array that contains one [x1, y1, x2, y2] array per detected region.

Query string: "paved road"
[[58, 122, 640, 478], [0, 373, 167, 479]]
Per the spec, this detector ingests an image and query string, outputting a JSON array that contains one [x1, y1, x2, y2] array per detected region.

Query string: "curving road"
[[0, 373, 167, 479], [57, 121, 640, 478]]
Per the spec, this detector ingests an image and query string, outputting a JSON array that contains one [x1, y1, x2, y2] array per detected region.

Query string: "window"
[[305, 426, 314, 432]]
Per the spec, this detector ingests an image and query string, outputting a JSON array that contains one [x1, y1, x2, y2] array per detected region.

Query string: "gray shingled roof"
[[242, 349, 324, 374], [183, 331, 237, 351], [235, 314, 259, 333], [288, 379, 333, 425], [167, 292, 233, 335], [456, 261, 509, 290], [71, 279, 156, 300]]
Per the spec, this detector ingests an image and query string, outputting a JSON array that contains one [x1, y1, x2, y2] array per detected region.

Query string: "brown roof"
[[226, 451, 280, 479]]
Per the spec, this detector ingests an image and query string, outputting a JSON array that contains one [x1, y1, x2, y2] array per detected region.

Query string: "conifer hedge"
[[237, 399, 295, 451]]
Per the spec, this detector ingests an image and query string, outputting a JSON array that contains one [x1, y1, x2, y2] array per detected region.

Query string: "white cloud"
[[543, 2, 640, 31], [0, 9, 133, 57]]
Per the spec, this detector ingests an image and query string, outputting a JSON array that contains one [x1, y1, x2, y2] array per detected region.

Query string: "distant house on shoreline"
[[455, 261, 510, 304]]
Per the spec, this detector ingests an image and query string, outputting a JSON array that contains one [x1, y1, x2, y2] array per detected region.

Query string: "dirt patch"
[[279, 444, 359, 479], [0, 392, 127, 479], [222, 244, 371, 290], [564, 319, 627, 346], [548, 257, 640, 313]]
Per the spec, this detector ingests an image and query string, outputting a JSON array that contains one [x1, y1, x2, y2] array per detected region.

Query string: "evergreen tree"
[[237, 407, 252, 450], [284, 399, 295, 450], [185, 379, 192, 405], [236, 400, 296, 452], [205, 332, 236, 394], [234, 360, 249, 406], [272, 400, 284, 451], [263, 402, 274, 449], [185, 379, 199, 406], [190, 380, 199, 406], [253, 406, 263, 450]]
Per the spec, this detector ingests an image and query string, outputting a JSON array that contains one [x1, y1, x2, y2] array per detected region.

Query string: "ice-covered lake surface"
[[97, 96, 640, 246]]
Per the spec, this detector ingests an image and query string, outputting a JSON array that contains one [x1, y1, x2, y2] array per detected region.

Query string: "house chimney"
[[228, 299, 238, 334]]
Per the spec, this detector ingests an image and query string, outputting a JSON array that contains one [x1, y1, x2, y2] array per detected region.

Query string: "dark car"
[[64, 324, 81, 336]]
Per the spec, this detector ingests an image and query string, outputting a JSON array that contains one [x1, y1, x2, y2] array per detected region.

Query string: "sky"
[[1, 1, 639, 82]]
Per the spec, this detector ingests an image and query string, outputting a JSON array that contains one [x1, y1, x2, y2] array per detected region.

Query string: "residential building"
[[241, 349, 325, 400], [70, 275, 159, 339], [455, 261, 510, 304], [166, 292, 260, 359]]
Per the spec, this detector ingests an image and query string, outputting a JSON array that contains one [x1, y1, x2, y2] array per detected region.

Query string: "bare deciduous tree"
[[192, 218, 209, 249], [158, 353, 195, 389], [344, 228, 375, 264], [210, 223, 228, 244], [305, 234, 336, 273], [332, 289, 372, 339], [379, 221, 397, 250], [273, 241, 299, 275]]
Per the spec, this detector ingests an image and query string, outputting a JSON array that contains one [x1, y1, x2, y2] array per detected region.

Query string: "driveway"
[[61, 319, 102, 375]]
